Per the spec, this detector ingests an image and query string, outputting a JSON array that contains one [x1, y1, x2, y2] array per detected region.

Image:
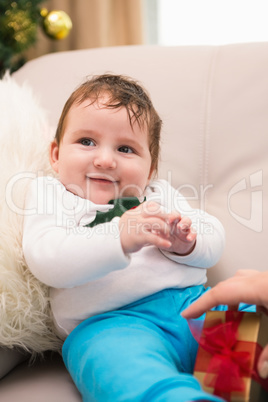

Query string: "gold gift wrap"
[[193, 311, 268, 402]]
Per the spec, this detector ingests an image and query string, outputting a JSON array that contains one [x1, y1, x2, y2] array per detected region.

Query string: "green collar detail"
[[86, 197, 145, 228]]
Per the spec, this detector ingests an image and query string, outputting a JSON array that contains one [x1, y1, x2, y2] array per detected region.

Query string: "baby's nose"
[[93, 150, 116, 169]]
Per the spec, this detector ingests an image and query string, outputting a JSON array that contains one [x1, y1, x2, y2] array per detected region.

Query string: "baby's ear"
[[49, 140, 59, 173]]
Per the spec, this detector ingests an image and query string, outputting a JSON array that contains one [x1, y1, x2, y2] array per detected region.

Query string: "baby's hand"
[[119, 201, 172, 255], [163, 213, 197, 255]]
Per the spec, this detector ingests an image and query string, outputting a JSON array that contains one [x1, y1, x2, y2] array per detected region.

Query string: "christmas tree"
[[0, 1, 72, 77], [0, 0, 44, 76]]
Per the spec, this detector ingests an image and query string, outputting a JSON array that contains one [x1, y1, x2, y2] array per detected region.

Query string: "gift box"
[[193, 311, 268, 402]]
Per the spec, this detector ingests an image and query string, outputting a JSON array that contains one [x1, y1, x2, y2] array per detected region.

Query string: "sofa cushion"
[[0, 348, 28, 379]]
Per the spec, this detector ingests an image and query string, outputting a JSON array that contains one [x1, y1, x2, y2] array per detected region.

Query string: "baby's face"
[[50, 98, 153, 204]]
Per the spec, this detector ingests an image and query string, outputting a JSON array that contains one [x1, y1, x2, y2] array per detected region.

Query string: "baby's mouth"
[[87, 175, 119, 185], [91, 178, 114, 184]]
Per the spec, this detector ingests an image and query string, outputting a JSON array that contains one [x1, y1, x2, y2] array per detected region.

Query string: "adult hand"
[[181, 269, 268, 378]]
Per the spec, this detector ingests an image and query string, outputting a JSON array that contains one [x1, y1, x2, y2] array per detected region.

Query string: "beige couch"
[[0, 43, 267, 401]]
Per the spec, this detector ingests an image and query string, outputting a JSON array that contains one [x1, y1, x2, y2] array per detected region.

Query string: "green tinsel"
[[0, 0, 44, 76]]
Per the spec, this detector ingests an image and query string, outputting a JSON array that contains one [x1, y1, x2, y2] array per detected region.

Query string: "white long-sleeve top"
[[23, 177, 225, 338]]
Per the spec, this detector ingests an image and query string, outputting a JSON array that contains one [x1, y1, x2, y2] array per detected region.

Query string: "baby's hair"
[[55, 74, 162, 173]]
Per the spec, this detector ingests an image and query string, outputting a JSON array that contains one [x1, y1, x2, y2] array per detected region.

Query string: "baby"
[[23, 74, 227, 401]]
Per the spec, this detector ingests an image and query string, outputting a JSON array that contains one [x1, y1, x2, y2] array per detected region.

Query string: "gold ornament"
[[41, 9, 72, 40]]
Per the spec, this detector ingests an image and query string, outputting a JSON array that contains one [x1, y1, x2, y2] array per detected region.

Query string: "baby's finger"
[[179, 216, 192, 227], [141, 231, 172, 250], [176, 217, 193, 236], [140, 201, 171, 221], [167, 211, 181, 225], [139, 217, 171, 238], [186, 229, 197, 243]]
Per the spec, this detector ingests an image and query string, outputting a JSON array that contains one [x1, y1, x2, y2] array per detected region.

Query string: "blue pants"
[[62, 287, 253, 402]]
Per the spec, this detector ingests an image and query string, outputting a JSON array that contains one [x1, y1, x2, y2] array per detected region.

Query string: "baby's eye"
[[118, 146, 134, 154], [80, 138, 95, 147]]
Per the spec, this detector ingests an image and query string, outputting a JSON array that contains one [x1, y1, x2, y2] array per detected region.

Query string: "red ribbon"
[[190, 311, 268, 400]]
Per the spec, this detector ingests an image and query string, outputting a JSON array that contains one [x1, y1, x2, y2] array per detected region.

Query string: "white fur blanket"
[[0, 75, 61, 353]]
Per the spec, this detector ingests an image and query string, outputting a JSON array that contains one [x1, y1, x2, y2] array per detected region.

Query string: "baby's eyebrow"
[[69, 129, 97, 139], [117, 136, 141, 147], [72, 129, 94, 135]]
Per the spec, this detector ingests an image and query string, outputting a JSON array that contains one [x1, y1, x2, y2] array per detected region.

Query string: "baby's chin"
[[66, 184, 146, 204]]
